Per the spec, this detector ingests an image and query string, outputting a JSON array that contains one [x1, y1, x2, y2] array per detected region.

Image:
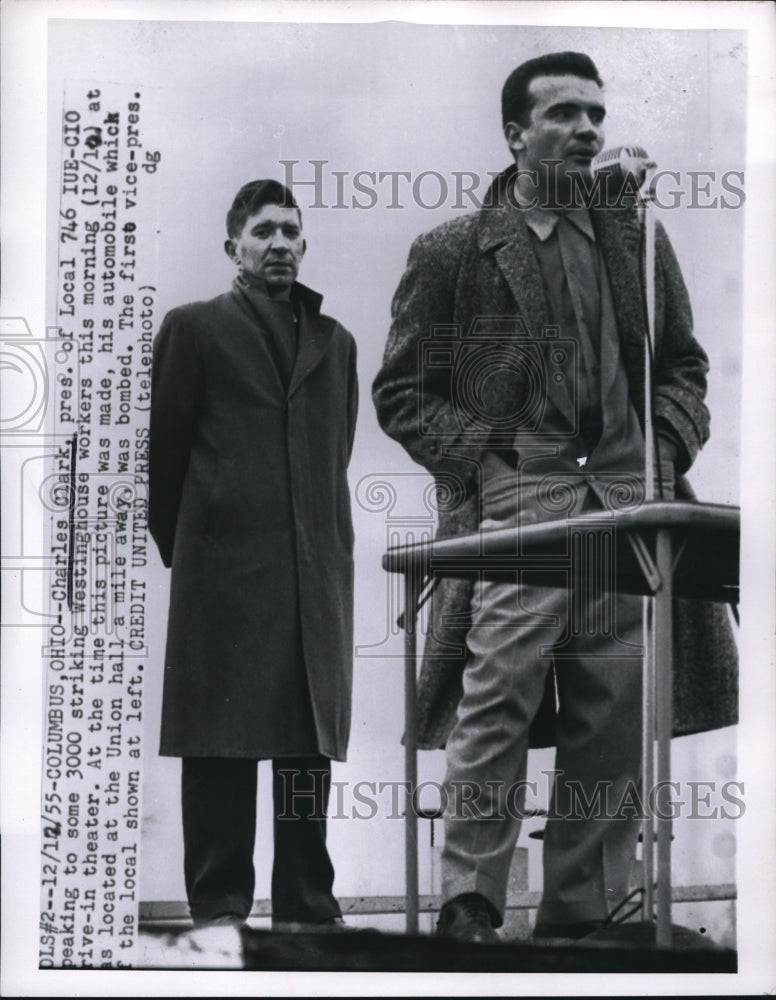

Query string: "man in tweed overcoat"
[[373, 52, 737, 942]]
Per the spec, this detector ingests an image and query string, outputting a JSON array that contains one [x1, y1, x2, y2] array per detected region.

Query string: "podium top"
[[382, 501, 740, 603]]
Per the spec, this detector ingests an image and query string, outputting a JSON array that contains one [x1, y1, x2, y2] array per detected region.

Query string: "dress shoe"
[[533, 919, 605, 940], [316, 916, 349, 931], [272, 914, 357, 933], [192, 912, 246, 929], [436, 893, 500, 944]]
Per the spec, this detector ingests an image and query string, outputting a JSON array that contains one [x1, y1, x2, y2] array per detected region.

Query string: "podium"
[[382, 500, 740, 944]]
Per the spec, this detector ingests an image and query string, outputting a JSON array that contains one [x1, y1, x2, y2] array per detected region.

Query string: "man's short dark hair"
[[226, 179, 301, 238], [501, 52, 603, 127]]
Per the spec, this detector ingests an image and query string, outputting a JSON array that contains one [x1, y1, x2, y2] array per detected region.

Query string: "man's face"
[[226, 203, 305, 293], [507, 74, 606, 195]]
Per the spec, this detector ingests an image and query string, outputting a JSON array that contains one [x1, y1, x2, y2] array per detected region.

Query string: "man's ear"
[[504, 121, 526, 157], [224, 238, 238, 263], [301, 238, 307, 258]]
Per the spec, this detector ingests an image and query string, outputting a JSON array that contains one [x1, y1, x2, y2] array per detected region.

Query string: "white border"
[[2, 1, 774, 995]]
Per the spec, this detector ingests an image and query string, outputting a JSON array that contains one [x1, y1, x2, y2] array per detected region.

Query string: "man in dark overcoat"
[[373, 52, 737, 942], [149, 179, 358, 929]]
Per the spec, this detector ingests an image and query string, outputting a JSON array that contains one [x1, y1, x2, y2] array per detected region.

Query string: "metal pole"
[[640, 163, 659, 934], [654, 527, 674, 946], [641, 595, 655, 921], [404, 571, 419, 934], [642, 168, 657, 502]]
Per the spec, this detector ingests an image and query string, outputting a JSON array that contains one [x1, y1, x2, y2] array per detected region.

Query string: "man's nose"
[[576, 112, 602, 139], [269, 229, 291, 250]]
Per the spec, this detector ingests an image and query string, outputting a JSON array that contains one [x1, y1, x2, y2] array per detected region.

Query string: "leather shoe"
[[272, 915, 362, 933], [436, 893, 500, 944], [533, 919, 605, 940], [315, 916, 351, 932], [192, 912, 246, 929]]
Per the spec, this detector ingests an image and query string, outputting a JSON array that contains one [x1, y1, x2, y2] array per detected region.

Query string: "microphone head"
[[592, 145, 655, 186]]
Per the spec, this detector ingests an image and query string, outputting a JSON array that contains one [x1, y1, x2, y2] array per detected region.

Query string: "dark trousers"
[[181, 756, 341, 925]]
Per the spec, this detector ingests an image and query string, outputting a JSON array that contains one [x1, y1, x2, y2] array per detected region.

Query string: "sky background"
[[41, 16, 749, 935]]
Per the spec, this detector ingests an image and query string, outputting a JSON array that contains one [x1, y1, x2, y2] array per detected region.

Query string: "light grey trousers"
[[441, 556, 645, 927]]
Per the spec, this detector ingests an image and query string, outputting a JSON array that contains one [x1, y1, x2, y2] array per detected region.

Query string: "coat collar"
[[231, 278, 337, 399], [291, 279, 325, 317]]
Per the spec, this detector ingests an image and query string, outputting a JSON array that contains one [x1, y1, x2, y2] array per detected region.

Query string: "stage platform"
[[136, 922, 736, 973]]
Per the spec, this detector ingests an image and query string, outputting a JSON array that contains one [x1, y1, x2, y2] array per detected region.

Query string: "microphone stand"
[[639, 167, 658, 503], [637, 166, 684, 948], [625, 165, 730, 953], [636, 165, 659, 934], [588, 156, 728, 952]]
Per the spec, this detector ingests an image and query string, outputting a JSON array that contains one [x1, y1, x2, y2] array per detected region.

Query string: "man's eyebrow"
[[545, 100, 606, 116], [250, 220, 300, 231]]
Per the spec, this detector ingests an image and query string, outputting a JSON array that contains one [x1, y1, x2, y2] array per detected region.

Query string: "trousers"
[[441, 517, 645, 927], [181, 755, 341, 925]]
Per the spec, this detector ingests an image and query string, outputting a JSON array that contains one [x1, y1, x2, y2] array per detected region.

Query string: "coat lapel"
[[479, 200, 549, 338], [478, 200, 576, 428], [591, 209, 647, 423], [288, 283, 336, 398]]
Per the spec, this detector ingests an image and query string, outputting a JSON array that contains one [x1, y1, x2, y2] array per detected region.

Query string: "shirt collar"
[[511, 178, 596, 244]]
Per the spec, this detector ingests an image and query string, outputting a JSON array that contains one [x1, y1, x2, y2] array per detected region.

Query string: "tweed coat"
[[149, 282, 358, 759], [372, 168, 738, 750]]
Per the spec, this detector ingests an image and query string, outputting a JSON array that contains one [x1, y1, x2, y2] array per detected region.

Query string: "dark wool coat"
[[372, 167, 738, 750], [149, 282, 358, 759]]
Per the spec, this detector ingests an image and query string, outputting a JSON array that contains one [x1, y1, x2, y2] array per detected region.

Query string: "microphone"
[[592, 146, 661, 499], [591, 145, 656, 186]]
